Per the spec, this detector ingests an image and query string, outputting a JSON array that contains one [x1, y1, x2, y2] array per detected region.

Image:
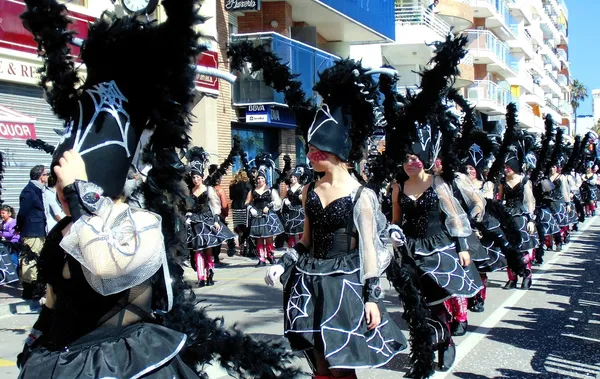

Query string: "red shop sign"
[[195, 50, 220, 95], [0, 105, 36, 140], [0, 0, 95, 57]]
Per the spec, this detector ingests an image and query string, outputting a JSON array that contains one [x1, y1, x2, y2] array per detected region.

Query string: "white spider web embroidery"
[[286, 274, 312, 329], [70, 81, 132, 158]]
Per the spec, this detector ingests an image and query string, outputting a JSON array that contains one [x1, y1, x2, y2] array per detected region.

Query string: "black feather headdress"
[[487, 103, 519, 183], [531, 115, 554, 184], [563, 135, 582, 174], [204, 135, 243, 186], [547, 126, 565, 175]]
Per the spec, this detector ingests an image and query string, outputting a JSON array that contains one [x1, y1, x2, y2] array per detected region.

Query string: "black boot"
[[227, 239, 236, 257], [438, 339, 456, 372], [503, 280, 517, 290], [521, 269, 532, 289], [207, 270, 215, 286], [451, 320, 468, 337], [197, 280, 206, 287]]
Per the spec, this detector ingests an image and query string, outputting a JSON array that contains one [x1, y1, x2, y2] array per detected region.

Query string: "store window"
[[231, 124, 279, 183]]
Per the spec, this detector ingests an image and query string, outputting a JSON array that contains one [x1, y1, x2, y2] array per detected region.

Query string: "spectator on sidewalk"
[[1, 204, 20, 271], [17, 165, 48, 300], [43, 175, 64, 233]]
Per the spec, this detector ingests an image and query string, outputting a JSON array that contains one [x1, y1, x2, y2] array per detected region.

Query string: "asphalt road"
[[1, 216, 600, 379]]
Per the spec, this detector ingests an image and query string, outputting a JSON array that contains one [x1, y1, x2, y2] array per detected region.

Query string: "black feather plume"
[[547, 126, 564, 176], [205, 136, 243, 186], [531, 115, 554, 184], [563, 135, 582, 173], [487, 103, 518, 185], [26, 139, 56, 155]]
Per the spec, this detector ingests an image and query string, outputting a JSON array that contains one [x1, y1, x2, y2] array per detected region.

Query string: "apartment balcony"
[[559, 99, 572, 117], [283, 0, 395, 42], [507, 65, 534, 95], [230, 32, 338, 106], [470, 0, 518, 40], [465, 30, 518, 79], [382, 6, 451, 66], [556, 47, 568, 65], [466, 80, 511, 115], [522, 84, 545, 106], [526, 22, 544, 47], [519, 103, 544, 132], [525, 55, 544, 78], [557, 73, 568, 89], [544, 99, 561, 121], [541, 41, 561, 70], [558, 23, 568, 44], [541, 69, 562, 97], [508, 0, 534, 26], [539, 5, 560, 41], [508, 24, 535, 59], [457, 53, 475, 88], [436, 0, 474, 33]]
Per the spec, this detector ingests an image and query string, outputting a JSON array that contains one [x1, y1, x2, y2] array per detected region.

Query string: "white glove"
[[283, 198, 291, 206], [265, 264, 285, 286], [185, 218, 191, 225], [250, 208, 258, 217], [185, 212, 192, 217], [388, 225, 406, 247]]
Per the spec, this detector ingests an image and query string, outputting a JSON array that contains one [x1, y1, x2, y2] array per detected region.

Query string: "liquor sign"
[[224, 0, 260, 12], [0, 105, 36, 140], [194, 50, 220, 95]]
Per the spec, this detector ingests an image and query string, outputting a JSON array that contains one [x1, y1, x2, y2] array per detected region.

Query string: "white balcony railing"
[[557, 48, 568, 61], [467, 80, 511, 108], [395, 5, 452, 38], [558, 74, 568, 87], [464, 29, 518, 69]]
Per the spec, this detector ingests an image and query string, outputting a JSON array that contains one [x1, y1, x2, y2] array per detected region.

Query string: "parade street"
[[1, 216, 600, 379]]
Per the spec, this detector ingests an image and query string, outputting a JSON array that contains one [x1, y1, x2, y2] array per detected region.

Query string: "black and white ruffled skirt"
[[282, 204, 305, 235], [536, 206, 560, 237], [249, 210, 284, 238], [506, 209, 539, 252], [187, 211, 235, 251], [0, 243, 18, 286], [406, 231, 483, 306], [581, 183, 597, 204], [549, 201, 569, 227], [18, 323, 197, 379], [283, 251, 407, 369], [475, 215, 508, 273]]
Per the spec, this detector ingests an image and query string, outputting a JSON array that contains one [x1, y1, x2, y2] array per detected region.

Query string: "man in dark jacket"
[[17, 165, 48, 300]]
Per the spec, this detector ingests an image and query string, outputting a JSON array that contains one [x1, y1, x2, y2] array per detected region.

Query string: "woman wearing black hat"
[[282, 167, 305, 248], [245, 170, 284, 266], [186, 147, 235, 287], [17, 0, 304, 377]]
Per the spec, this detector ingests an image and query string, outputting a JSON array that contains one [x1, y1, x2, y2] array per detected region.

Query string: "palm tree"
[[571, 79, 588, 135]]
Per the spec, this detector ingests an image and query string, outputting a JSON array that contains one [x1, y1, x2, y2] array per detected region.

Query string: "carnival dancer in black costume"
[[451, 104, 508, 313], [582, 161, 598, 216], [379, 36, 483, 374], [546, 128, 571, 249], [497, 111, 539, 289], [282, 167, 305, 248], [17, 1, 303, 377], [528, 116, 561, 265], [186, 147, 235, 287], [265, 64, 407, 379], [246, 169, 284, 266]]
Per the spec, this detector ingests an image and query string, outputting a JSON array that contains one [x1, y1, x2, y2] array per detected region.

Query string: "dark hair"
[[30, 165, 46, 180], [47, 174, 57, 187], [1, 205, 14, 217]]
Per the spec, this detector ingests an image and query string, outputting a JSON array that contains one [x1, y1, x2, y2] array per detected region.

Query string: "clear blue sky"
[[568, 0, 597, 115]]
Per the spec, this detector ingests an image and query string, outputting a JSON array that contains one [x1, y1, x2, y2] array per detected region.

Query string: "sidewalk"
[[0, 283, 41, 319]]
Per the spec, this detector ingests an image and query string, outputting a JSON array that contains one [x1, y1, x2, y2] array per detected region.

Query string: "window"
[[231, 124, 279, 185]]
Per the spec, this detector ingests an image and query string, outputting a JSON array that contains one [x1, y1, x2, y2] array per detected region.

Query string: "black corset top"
[[399, 186, 444, 239], [287, 187, 302, 206], [306, 190, 354, 259], [191, 191, 210, 214], [503, 179, 525, 210], [549, 177, 565, 201], [252, 189, 272, 209]]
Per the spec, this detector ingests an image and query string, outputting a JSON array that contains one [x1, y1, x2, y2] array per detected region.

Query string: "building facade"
[[215, 0, 396, 187], [0, 0, 223, 209], [349, 0, 572, 136]]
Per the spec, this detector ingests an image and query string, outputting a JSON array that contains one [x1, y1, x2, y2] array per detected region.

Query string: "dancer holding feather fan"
[[17, 0, 303, 377]]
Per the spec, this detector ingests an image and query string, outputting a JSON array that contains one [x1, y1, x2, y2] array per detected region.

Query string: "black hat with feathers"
[[487, 103, 519, 182], [531, 114, 555, 184], [547, 126, 565, 174]]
